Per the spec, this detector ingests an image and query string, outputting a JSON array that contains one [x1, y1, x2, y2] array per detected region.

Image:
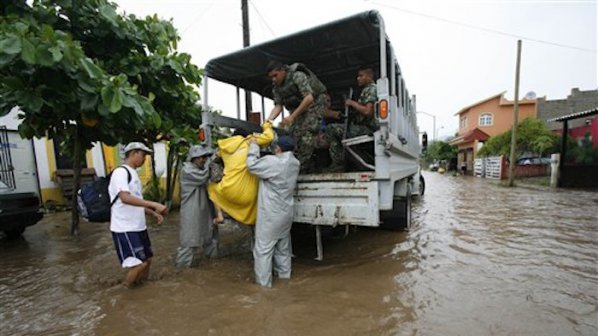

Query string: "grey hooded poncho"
[[246, 142, 300, 286], [175, 147, 217, 267]]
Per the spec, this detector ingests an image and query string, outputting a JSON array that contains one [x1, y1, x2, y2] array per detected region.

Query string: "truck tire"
[[4, 226, 25, 240]]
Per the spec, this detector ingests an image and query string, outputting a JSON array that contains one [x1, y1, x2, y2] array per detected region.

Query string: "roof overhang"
[[454, 92, 505, 116], [454, 91, 536, 116], [450, 128, 490, 146], [547, 107, 598, 122]]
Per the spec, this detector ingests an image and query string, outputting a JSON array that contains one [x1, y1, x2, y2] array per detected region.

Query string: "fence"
[[475, 155, 552, 180], [474, 156, 503, 179]]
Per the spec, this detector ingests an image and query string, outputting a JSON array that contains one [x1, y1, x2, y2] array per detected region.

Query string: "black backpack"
[[77, 166, 131, 222]]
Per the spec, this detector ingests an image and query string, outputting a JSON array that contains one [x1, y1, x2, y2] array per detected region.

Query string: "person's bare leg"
[[138, 258, 151, 284], [123, 262, 148, 288], [213, 205, 224, 224]]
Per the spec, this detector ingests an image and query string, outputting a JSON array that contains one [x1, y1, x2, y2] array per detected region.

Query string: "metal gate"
[[0, 125, 16, 190], [474, 156, 503, 179]]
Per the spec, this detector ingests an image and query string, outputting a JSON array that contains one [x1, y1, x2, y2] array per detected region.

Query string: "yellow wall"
[[102, 144, 152, 183], [102, 144, 179, 205], [40, 138, 62, 204], [40, 187, 65, 205]]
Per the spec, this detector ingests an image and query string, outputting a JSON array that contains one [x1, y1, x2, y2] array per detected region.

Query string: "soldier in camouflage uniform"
[[265, 61, 327, 174], [325, 66, 379, 172]]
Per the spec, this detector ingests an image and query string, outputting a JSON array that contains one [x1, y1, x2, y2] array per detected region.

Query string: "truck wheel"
[[379, 185, 412, 231], [4, 226, 25, 240]]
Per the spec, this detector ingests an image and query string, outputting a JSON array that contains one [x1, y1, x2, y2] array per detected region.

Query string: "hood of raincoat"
[[187, 145, 212, 161], [217, 135, 247, 156]]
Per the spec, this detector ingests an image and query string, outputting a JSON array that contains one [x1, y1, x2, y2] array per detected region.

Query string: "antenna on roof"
[[524, 91, 536, 99]]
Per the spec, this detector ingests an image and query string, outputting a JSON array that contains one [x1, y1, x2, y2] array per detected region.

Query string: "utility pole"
[[507, 40, 522, 187], [417, 111, 436, 141], [241, 0, 253, 120]]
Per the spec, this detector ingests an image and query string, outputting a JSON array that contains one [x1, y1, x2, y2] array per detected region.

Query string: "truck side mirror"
[[422, 132, 428, 152]]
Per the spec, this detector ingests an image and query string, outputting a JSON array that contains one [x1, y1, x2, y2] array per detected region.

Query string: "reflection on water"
[[393, 174, 598, 336], [0, 172, 596, 335]]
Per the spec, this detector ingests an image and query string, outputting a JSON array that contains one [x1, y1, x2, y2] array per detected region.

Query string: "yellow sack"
[[208, 122, 274, 225]]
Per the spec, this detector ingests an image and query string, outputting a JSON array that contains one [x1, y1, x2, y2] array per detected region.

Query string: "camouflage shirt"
[[353, 82, 378, 129], [273, 71, 313, 111]]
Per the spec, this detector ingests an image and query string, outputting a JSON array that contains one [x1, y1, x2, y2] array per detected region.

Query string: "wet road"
[[1, 172, 597, 335]]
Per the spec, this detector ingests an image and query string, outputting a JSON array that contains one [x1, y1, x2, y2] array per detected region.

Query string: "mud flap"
[[379, 185, 412, 231]]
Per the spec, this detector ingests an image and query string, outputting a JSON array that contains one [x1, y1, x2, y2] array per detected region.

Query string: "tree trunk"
[[71, 126, 82, 237], [168, 155, 181, 208], [165, 144, 176, 208]]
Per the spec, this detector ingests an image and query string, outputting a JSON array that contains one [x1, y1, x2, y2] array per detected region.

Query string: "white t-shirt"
[[108, 165, 146, 232]]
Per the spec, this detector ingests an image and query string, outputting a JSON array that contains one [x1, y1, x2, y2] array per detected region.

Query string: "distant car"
[[0, 181, 44, 239], [429, 162, 439, 171], [517, 157, 550, 165]]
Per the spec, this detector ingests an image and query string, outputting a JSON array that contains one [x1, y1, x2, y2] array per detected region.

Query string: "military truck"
[[200, 11, 425, 259]]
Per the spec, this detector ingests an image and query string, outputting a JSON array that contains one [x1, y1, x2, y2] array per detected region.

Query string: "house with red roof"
[[450, 92, 537, 174]]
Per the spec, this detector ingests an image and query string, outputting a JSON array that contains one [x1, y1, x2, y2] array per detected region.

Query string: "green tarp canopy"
[[204, 10, 394, 99]]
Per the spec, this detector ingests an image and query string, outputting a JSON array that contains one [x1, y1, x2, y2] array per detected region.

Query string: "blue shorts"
[[112, 230, 154, 268]]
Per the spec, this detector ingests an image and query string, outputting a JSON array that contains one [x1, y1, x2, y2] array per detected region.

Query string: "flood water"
[[1, 172, 597, 335]]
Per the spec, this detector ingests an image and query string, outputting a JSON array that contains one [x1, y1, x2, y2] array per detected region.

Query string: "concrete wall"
[[537, 88, 598, 130]]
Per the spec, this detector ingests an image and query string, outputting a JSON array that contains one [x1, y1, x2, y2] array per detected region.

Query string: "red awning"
[[450, 128, 490, 146]]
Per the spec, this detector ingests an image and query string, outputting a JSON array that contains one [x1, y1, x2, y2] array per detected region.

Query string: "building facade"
[[450, 92, 537, 174]]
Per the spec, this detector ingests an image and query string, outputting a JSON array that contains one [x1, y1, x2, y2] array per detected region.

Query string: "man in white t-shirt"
[[108, 142, 168, 288]]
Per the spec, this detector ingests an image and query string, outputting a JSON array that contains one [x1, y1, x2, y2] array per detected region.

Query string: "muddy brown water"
[[1, 172, 597, 335]]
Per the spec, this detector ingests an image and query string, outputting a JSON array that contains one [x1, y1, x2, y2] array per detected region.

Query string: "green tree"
[[568, 132, 598, 164], [423, 140, 458, 166], [477, 118, 560, 158], [0, 0, 202, 235]]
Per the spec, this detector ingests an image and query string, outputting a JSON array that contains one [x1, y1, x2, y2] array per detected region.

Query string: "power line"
[[248, 0, 276, 38], [180, 0, 218, 34], [369, 0, 597, 53]]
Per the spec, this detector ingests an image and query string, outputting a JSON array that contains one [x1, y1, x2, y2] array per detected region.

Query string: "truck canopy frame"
[[204, 10, 398, 99]]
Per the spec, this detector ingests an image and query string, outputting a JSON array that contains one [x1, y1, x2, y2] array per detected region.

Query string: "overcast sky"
[[114, 0, 597, 140]]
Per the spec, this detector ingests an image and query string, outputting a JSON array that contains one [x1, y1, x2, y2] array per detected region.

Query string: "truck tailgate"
[[294, 172, 379, 227]]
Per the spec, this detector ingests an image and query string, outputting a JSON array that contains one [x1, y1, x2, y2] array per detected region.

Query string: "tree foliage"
[[0, 0, 203, 234], [423, 140, 458, 163], [477, 118, 559, 157], [568, 132, 598, 164]]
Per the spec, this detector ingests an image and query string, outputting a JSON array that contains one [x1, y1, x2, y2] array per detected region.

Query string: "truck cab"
[[201, 11, 424, 259]]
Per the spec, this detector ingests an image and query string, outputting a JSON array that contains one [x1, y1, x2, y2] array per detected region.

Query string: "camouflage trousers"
[[289, 103, 324, 174], [325, 123, 374, 167]]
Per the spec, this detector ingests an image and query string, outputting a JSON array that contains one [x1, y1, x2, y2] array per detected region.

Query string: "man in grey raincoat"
[[246, 135, 300, 287], [175, 145, 218, 267]]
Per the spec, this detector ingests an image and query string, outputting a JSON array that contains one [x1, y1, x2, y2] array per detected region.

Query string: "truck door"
[[7, 130, 40, 195]]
